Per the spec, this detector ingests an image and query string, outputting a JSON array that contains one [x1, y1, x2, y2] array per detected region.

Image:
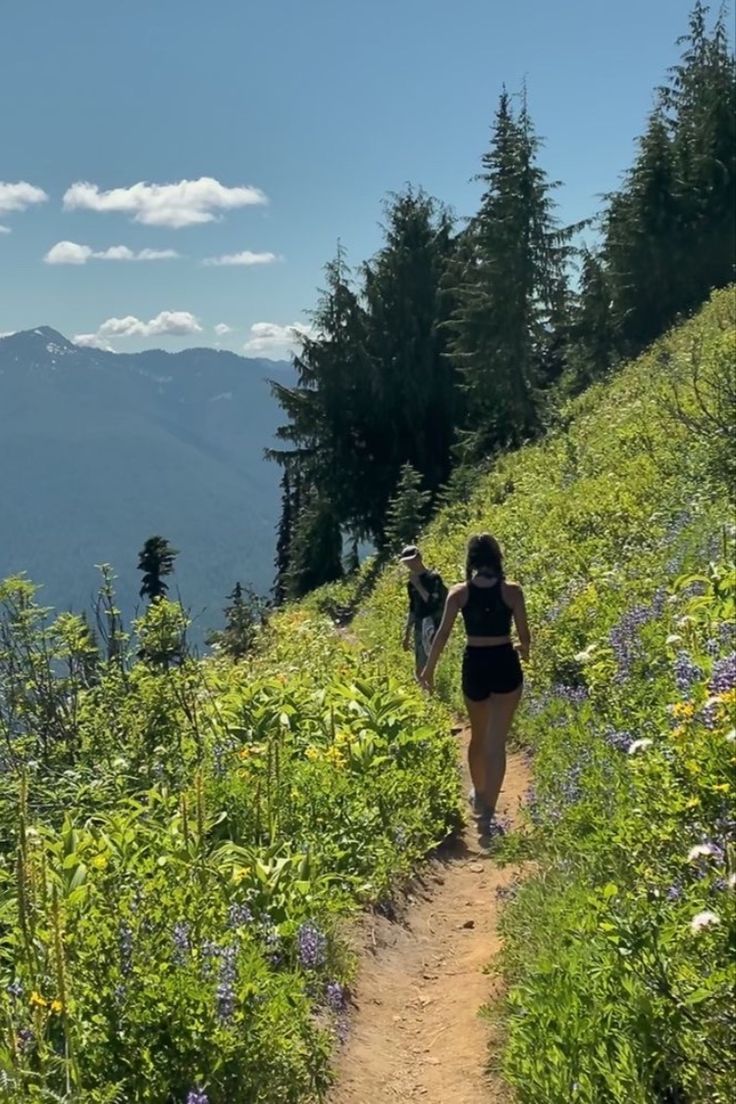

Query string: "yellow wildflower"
[[712, 783, 730, 794], [29, 991, 47, 1008], [305, 746, 321, 761], [50, 999, 64, 1014], [671, 701, 696, 719]]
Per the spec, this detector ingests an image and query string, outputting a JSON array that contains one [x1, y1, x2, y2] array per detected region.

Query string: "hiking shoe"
[[468, 787, 492, 819]]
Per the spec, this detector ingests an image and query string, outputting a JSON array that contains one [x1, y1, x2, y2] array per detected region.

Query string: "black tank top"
[[461, 577, 513, 637]]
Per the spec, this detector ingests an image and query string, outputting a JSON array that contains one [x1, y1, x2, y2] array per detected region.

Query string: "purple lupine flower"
[[666, 884, 683, 901], [602, 726, 634, 753], [486, 814, 510, 838], [710, 652, 736, 695], [186, 1089, 209, 1104], [228, 901, 253, 929], [673, 651, 702, 692], [553, 684, 588, 707], [681, 580, 707, 600], [212, 744, 227, 779], [325, 980, 346, 1012], [7, 979, 23, 999], [650, 588, 667, 617], [17, 1027, 34, 1052], [118, 923, 133, 976], [216, 946, 237, 1022], [705, 637, 721, 658], [297, 921, 327, 969], [172, 922, 190, 965], [262, 921, 283, 967], [699, 699, 719, 729], [609, 604, 650, 679], [200, 941, 220, 979], [718, 622, 736, 648]]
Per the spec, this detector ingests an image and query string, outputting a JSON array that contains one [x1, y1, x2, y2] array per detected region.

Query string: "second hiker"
[[399, 545, 448, 679]]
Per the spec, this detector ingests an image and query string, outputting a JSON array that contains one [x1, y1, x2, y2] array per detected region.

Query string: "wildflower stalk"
[[195, 770, 206, 890], [181, 793, 191, 852], [51, 882, 77, 1092]]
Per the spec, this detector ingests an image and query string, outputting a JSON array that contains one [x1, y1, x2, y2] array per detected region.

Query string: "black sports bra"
[[461, 577, 513, 637]]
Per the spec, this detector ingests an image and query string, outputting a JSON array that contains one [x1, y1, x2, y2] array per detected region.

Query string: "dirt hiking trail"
[[330, 729, 530, 1104]]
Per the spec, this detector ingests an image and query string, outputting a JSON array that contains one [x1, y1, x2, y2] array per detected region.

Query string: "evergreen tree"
[[207, 582, 265, 659], [604, 109, 682, 351], [450, 89, 572, 459], [384, 463, 432, 552], [269, 245, 373, 538], [287, 492, 344, 599], [566, 248, 618, 388], [343, 536, 360, 576], [361, 188, 459, 536], [273, 466, 298, 606], [137, 536, 179, 602], [599, 3, 735, 356]]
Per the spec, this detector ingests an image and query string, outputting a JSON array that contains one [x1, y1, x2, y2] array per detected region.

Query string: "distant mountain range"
[[0, 327, 293, 643]]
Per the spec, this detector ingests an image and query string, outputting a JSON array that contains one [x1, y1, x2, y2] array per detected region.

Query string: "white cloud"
[[214, 322, 233, 336], [203, 250, 278, 267], [74, 310, 203, 349], [63, 177, 267, 228], [0, 225, 10, 235], [0, 181, 49, 215], [0, 330, 16, 339], [44, 240, 180, 265], [72, 333, 115, 351], [243, 321, 313, 359]]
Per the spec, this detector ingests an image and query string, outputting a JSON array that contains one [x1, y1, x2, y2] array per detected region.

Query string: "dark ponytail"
[[465, 533, 504, 583]]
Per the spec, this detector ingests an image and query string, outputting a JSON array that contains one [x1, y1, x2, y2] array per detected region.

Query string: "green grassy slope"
[[347, 287, 735, 1103]]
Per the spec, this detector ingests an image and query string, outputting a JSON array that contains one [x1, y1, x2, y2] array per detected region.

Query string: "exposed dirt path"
[[330, 730, 530, 1104]]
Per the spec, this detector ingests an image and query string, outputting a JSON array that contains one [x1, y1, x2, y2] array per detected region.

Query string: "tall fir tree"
[[449, 89, 572, 459], [137, 536, 178, 602], [599, 2, 735, 356], [361, 187, 459, 537], [286, 491, 344, 599], [566, 248, 617, 389], [269, 244, 373, 538], [273, 465, 299, 606]]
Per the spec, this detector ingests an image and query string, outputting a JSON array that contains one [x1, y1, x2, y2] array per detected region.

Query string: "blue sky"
[[0, 0, 701, 358]]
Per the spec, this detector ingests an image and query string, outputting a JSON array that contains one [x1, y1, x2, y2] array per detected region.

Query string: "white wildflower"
[[725, 728, 736, 744], [690, 910, 720, 933], [665, 634, 683, 646], [687, 843, 719, 862], [628, 738, 653, 755]]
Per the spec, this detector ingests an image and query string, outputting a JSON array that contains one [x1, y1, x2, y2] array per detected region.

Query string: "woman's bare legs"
[[464, 696, 494, 809], [483, 686, 523, 813]]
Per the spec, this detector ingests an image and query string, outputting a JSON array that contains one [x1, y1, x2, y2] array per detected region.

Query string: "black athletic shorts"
[[462, 643, 523, 700]]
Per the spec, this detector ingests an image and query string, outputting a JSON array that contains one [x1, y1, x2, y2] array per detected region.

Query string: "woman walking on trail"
[[419, 533, 530, 828], [399, 545, 448, 679]]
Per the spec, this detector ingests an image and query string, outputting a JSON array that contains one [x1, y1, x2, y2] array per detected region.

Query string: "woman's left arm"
[[510, 585, 531, 661], [419, 589, 461, 691]]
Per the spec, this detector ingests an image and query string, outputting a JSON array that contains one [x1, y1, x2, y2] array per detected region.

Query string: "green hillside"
[[0, 289, 733, 1103]]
